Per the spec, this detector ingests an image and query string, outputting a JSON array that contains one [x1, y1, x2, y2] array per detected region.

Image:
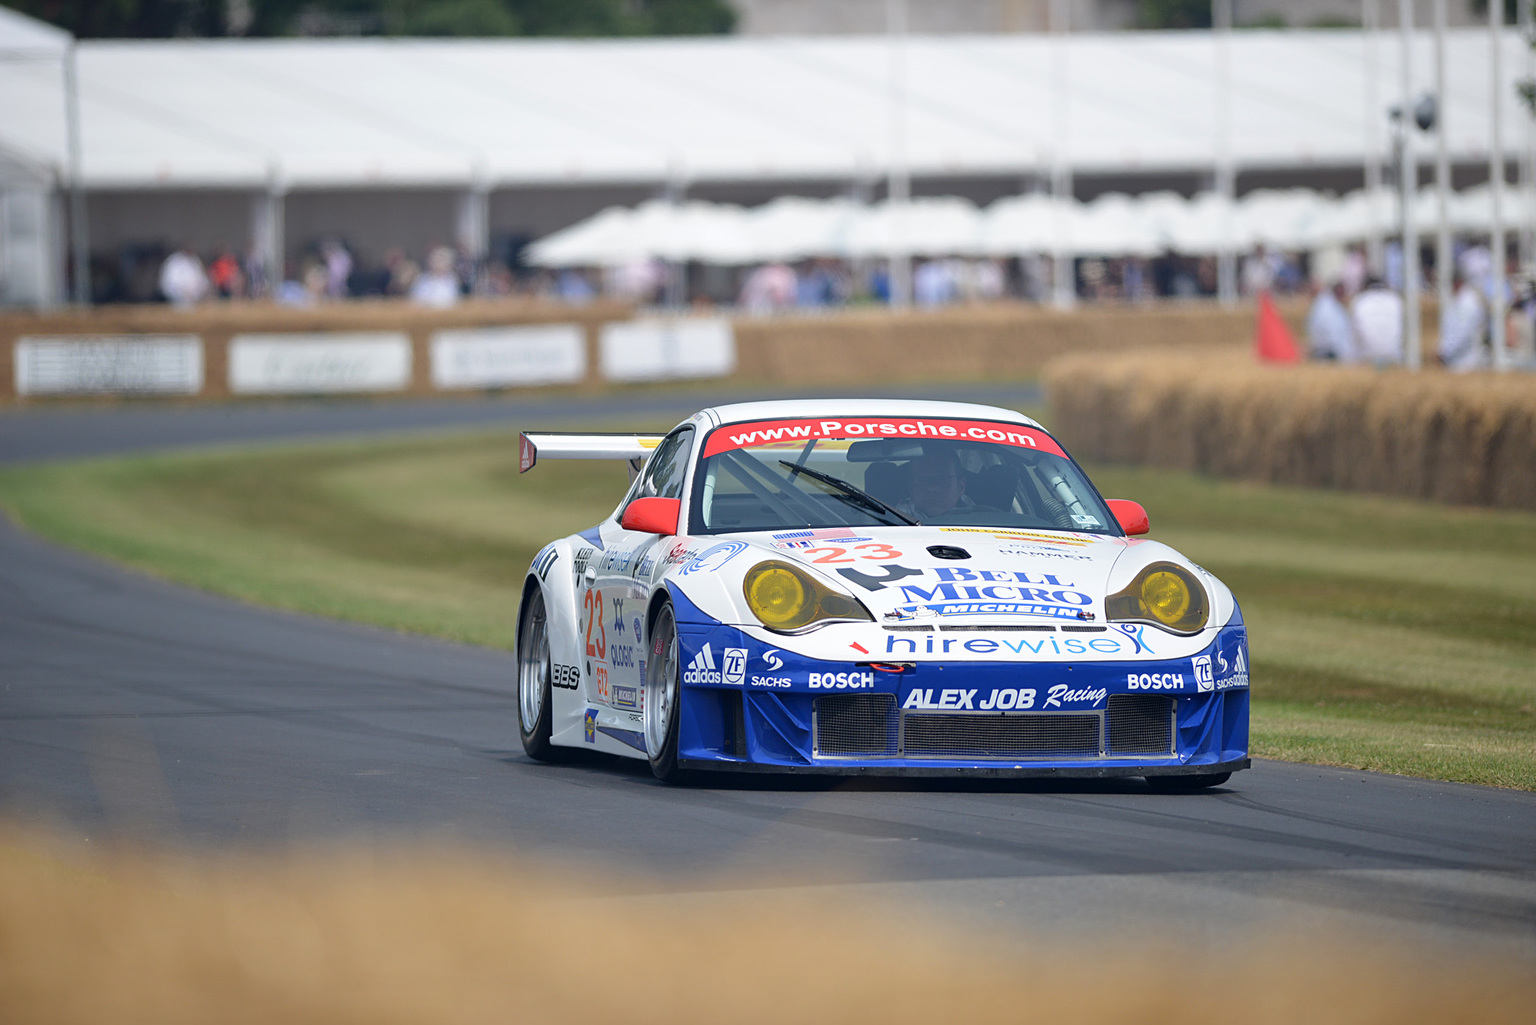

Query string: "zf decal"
[[532, 545, 559, 580]]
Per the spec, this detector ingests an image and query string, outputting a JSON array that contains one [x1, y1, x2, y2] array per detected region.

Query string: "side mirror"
[[1106, 499, 1150, 536], [620, 496, 681, 536]]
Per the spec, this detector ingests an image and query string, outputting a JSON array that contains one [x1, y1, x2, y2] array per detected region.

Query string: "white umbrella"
[[744, 196, 862, 262], [1072, 192, 1160, 257], [979, 193, 1073, 256], [846, 196, 984, 259], [524, 205, 641, 266]]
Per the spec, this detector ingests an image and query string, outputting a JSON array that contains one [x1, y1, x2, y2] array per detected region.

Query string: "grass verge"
[[0, 430, 1531, 788]]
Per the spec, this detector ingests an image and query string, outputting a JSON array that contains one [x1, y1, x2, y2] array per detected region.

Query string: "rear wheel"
[[645, 601, 686, 783], [518, 584, 556, 761], [1147, 771, 1231, 791]]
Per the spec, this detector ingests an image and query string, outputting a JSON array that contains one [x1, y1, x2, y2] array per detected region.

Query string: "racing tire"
[[1146, 771, 1231, 791], [644, 600, 688, 784], [517, 583, 557, 761]]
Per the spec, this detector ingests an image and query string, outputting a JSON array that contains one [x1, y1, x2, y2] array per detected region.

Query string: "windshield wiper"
[[778, 460, 919, 526]]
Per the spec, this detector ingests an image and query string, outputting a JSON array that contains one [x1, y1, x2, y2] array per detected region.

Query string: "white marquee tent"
[[0, 28, 1527, 191]]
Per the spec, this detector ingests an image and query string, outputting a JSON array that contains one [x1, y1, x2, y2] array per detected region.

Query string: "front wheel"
[[517, 584, 556, 761], [644, 601, 686, 783], [1147, 771, 1231, 791]]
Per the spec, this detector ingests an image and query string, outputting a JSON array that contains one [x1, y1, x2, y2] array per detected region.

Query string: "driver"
[[900, 449, 973, 521]]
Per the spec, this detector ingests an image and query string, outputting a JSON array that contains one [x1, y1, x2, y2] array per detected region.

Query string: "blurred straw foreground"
[[1044, 352, 1536, 509], [2, 824, 1532, 1025]]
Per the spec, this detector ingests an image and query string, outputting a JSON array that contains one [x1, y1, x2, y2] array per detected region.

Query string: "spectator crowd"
[[1305, 242, 1536, 370], [144, 228, 1536, 373]]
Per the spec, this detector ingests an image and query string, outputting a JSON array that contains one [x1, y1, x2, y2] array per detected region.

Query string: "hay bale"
[[1043, 351, 1536, 510]]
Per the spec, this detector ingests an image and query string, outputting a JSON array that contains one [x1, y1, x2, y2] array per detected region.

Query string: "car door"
[[586, 426, 696, 725]]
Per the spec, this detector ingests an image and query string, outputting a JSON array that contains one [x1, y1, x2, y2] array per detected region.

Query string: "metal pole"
[[1400, 0, 1420, 368], [886, 0, 911, 309], [1491, 0, 1509, 370], [1050, 0, 1074, 310], [1214, 0, 1236, 306], [1363, 0, 1384, 273], [1434, 0, 1451, 323], [63, 41, 88, 306], [1521, 0, 1535, 269]]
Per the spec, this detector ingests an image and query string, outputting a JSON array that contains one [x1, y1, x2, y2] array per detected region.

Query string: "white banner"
[[15, 335, 203, 396], [430, 324, 586, 389], [228, 333, 412, 394], [599, 318, 736, 383]]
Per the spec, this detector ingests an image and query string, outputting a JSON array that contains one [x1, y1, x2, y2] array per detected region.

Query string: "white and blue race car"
[[516, 400, 1249, 787]]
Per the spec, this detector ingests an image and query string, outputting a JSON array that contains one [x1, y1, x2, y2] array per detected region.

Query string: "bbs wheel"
[[1147, 771, 1231, 791], [644, 600, 686, 783], [517, 583, 556, 761]]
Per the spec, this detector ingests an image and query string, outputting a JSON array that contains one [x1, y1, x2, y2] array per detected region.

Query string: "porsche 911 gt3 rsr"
[[516, 400, 1249, 788]]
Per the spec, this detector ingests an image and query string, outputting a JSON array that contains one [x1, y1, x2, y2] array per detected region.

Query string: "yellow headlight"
[[1141, 570, 1191, 625], [744, 563, 811, 629], [743, 560, 872, 632], [1106, 562, 1209, 634]]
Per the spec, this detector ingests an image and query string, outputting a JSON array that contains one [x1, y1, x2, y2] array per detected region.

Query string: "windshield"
[[690, 416, 1118, 535]]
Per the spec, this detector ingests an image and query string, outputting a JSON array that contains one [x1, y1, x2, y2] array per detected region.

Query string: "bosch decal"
[[808, 671, 876, 690], [1129, 671, 1186, 692]]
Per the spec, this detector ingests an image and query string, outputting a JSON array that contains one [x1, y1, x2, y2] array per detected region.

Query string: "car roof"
[[690, 398, 1044, 431]]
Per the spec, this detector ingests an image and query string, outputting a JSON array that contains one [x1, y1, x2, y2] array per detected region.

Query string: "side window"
[[628, 428, 694, 505]]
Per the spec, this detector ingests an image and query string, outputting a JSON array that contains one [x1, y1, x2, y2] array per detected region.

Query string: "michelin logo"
[[684, 644, 722, 685]]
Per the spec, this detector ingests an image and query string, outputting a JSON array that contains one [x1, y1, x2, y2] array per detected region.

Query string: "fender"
[[517, 536, 592, 749]]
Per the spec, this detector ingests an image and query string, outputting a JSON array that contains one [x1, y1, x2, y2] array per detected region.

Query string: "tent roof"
[[0, 28, 1523, 189], [0, 7, 70, 56]]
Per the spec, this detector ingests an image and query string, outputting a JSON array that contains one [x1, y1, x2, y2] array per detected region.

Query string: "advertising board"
[[15, 335, 203, 395], [430, 324, 585, 389], [599, 318, 735, 382], [228, 333, 411, 394]]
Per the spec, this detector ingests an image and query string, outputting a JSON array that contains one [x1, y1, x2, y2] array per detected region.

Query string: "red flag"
[[1254, 291, 1301, 363]]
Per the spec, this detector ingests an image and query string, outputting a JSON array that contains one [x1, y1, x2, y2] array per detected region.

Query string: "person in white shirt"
[[1437, 271, 1489, 371], [410, 246, 460, 308], [158, 246, 208, 307], [1350, 277, 1404, 365], [1306, 279, 1357, 362]]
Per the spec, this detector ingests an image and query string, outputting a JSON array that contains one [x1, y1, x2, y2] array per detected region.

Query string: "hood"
[[749, 525, 1122, 626], [661, 524, 1233, 665]]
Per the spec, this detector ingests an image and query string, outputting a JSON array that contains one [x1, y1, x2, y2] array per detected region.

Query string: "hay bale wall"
[[1043, 352, 1536, 509]]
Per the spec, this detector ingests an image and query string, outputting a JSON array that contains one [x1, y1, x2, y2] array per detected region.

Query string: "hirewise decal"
[[703, 418, 1067, 457], [884, 631, 1137, 657]]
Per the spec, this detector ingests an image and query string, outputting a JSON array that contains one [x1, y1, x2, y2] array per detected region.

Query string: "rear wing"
[[519, 432, 665, 476]]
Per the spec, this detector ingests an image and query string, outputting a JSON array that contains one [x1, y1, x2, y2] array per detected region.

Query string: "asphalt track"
[[2, 389, 1533, 956]]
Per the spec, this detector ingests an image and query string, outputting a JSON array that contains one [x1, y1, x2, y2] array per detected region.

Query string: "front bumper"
[[670, 598, 1250, 778]]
